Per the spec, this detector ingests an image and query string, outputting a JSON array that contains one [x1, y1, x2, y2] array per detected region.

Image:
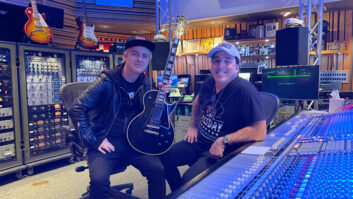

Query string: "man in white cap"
[[162, 41, 267, 191]]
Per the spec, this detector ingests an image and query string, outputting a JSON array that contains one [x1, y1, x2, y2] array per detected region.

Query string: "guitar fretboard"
[[155, 37, 180, 105], [30, 0, 40, 18], [82, 0, 88, 24]]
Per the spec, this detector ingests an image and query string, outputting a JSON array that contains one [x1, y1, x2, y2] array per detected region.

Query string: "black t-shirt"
[[109, 71, 142, 137], [197, 77, 265, 146]]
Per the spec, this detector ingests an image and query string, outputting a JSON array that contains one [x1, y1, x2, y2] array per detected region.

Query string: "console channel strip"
[[21, 48, 70, 162], [242, 112, 353, 199], [76, 55, 109, 82], [0, 51, 16, 164]]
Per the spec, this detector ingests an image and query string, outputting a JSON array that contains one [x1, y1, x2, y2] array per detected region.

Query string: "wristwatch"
[[222, 136, 230, 146]]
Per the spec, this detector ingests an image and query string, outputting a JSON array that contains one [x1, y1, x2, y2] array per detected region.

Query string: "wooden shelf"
[[176, 52, 208, 56], [176, 52, 276, 59], [176, 37, 276, 56], [229, 37, 276, 44], [241, 54, 275, 59], [310, 50, 350, 55]]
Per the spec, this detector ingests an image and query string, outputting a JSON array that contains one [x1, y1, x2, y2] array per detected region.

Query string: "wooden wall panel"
[[339, 10, 345, 42], [168, 9, 353, 91], [342, 10, 352, 90]]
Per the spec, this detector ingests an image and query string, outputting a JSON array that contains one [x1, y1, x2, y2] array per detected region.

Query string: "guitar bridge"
[[147, 124, 160, 129], [144, 129, 160, 136]]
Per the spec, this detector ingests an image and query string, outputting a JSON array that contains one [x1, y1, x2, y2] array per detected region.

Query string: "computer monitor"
[[157, 74, 178, 88], [239, 72, 251, 81], [178, 77, 190, 88], [262, 66, 319, 100]]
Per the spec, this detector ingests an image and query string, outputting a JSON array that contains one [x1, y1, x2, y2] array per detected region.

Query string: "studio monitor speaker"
[[152, 42, 170, 70], [276, 27, 309, 66]]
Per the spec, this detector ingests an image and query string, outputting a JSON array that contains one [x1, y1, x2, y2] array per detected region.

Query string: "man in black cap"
[[70, 35, 171, 199]]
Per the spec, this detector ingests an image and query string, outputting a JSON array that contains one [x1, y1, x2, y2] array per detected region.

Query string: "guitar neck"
[[155, 37, 180, 105], [82, 0, 88, 24], [30, 0, 40, 17]]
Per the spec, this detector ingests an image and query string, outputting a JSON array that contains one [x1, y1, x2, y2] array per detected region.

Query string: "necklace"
[[209, 85, 224, 118]]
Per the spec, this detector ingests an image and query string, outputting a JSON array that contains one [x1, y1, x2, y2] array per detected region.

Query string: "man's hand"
[[209, 137, 225, 159], [184, 126, 198, 143], [98, 138, 115, 154], [158, 80, 172, 94]]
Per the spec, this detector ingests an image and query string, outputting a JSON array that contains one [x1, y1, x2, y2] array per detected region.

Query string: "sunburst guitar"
[[126, 16, 188, 155], [24, 0, 53, 43], [76, 17, 99, 49]]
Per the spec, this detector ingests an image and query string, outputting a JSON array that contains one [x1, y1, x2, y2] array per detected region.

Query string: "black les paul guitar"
[[127, 16, 188, 155]]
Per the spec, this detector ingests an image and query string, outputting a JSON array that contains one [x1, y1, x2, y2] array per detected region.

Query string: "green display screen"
[[262, 66, 319, 100]]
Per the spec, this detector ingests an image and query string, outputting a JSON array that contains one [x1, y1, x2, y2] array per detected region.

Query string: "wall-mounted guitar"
[[24, 0, 53, 43], [75, 0, 98, 49], [127, 16, 188, 155]]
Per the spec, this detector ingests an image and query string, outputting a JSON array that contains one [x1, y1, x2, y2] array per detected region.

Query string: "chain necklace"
[[209, 84, 224, 118]]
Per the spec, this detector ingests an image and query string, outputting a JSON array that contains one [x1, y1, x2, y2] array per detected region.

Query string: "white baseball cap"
[[208, 41, 241, 62]]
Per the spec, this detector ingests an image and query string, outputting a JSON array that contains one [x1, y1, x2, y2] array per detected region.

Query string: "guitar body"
[[127, 15, 187, 155], [77, 19, 99, 49], [127, 90, 177, 155], [24, 7, 53, 43]]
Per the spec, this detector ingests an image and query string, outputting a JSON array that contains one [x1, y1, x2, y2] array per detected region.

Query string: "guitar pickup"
[[147, 124, 160, 129], [144, 129, 160, 136]]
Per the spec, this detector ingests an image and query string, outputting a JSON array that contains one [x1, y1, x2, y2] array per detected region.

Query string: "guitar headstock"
[[174, 15, 188, 39]]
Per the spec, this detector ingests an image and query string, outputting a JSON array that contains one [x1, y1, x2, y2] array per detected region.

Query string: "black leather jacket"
[[69, 64, 151, 149]]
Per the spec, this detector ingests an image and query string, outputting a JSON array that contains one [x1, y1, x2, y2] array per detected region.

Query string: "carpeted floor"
[[0, 129, 189, 199]]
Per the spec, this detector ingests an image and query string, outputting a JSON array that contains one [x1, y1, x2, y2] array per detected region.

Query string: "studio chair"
[[259, 92, 280, 128], [60, 82, 138, 199]]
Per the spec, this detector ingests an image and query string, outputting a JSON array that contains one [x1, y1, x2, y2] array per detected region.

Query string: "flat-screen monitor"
[[239, 72, 251, 81], [157, 74, 178, 88], [178, 77, 189, 87], [262, 66, 319, 100]]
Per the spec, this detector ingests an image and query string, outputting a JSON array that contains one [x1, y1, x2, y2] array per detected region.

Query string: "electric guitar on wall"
[[127, 16, 188, 155], [76, 0, 99, 49], [24, 0, 53, 43]]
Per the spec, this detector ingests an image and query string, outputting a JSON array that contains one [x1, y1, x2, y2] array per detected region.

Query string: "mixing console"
[[0, 51, 16, 163], [24, 51, 68, 157], [173, 109, 353, 199]]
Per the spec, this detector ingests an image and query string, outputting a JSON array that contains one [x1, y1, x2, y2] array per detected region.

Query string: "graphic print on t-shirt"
[[199, 97, 224, 141]]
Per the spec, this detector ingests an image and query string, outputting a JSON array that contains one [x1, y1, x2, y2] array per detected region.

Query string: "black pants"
[[87, 137, 166, 199], [161, 141, 215, 191], [162, 140, 243, 192]]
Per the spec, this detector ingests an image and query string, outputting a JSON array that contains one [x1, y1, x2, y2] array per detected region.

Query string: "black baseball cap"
[[125, 35, 155, 52]]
